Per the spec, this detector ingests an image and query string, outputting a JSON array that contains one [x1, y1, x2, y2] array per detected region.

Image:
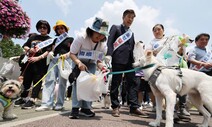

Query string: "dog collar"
[[0, 94, 12, 109]]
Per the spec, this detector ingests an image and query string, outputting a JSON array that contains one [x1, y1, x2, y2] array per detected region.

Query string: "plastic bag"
[[76, 71, 104, 101], [58, 59, 72, 80], [0, 60, 15, 76], [96, 71, 109, 94]]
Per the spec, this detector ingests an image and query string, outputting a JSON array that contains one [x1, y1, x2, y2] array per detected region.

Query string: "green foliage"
[[0, 38, 23, 58]]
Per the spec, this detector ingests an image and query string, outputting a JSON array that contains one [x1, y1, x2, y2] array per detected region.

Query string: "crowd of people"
[[9, 9, 211, 124]]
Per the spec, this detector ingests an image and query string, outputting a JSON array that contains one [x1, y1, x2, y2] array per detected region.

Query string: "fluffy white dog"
[[0, 79, 22, 120], [136, 51, 212, 127]]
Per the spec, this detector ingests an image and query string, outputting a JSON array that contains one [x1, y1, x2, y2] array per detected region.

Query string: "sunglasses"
[[39, 26, 47, 30]]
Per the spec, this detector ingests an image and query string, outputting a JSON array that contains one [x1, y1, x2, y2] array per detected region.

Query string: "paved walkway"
[[0, 100, 211, 127]]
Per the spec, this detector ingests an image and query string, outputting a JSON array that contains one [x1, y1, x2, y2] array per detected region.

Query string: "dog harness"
[[0, 94, 12, 109], [148, 66, 183, 93]]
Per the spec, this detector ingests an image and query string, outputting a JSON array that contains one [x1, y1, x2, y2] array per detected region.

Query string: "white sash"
[[113, 30, 132, 51], [191, 52, 212, 71], [36, 39, 54, 50], [78, 50, 105, 61], [54, 32, 68, 50]]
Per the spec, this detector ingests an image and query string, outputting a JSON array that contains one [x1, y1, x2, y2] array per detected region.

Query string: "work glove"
[[46, 51, 54, 65], [105, 55, 111, 64]]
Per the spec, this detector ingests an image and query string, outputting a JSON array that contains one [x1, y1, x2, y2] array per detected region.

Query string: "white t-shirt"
[[145, 37, 167, 55], [70, 34, 107, 63], [145, 37, 180, 66]]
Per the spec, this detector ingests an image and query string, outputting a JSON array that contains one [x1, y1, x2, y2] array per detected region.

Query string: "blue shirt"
[[188, 46, 212, 72]]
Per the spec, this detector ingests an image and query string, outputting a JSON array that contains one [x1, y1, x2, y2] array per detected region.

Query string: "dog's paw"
[[149, 121, 160, 127], [3, 114, 17, 120]]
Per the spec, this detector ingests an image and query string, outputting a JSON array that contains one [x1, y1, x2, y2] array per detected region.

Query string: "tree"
[[0, 38, 23, 58]]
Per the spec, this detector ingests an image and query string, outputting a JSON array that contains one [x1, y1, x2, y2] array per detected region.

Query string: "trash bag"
[[76, 71, 104, 101], [58, 59, 72, 79]]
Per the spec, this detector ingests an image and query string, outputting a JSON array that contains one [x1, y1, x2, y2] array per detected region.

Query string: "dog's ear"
[[145, 50, 153, 57], [182, 34, 193, 43]]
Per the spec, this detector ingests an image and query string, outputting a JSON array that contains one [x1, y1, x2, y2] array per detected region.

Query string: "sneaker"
[[112, 108, 120, 117], [66, 97, 70, 101], [79, 108, 95, 117], [147, 102, 153, 107], [69, 108, 79, 119], [139, 106, 143, 110], [14, 98, 25, 107], [54, 106, 64, 111], [174, 111, 180, 123], [21, 100, 35, 109], [35, 106, 51, 111], [129, 108, 149, 118], [179, 108, 190, 116]]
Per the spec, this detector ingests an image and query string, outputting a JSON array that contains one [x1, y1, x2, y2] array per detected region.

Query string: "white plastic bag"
[[58, 59, 72, 79], [0, 60, 15, 76], [96, 71, 109, 94], [77, 71, 104, 101]]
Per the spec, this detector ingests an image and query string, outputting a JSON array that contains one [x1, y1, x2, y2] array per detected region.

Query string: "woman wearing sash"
[[188, 33, 212, 76], [35, 20, 74, 111], [146, 24, 191, 122], [145, 24, 165, 113], [68, 17, 109, 119], [15, 20, 52, 109], [105, 9, 148, 117]]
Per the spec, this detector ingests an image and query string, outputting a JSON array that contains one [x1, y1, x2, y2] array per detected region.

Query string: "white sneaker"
[[139, 106, 143, 110], [35, 106, 51, 111], [54, 106, 64, 111]]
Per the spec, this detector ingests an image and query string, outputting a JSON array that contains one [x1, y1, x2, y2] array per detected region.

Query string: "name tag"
[[78, 50, 105, 61]]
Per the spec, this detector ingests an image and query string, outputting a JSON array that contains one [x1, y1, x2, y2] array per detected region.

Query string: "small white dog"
[[136, 51, 212, 127], [102, 75, 112, 109], [0, 79, 22, 120]]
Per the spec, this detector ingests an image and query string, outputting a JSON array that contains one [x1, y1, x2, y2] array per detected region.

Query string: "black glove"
[[68, 65, 81, 84]]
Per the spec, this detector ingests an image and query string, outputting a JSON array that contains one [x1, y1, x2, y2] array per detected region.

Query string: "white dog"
[[102, 74, 112, 109], [136, 51, 212, 127], [0, 79, 22, 120]]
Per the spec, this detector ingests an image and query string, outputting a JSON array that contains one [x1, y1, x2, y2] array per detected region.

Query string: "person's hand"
[[29, 48, 37, 54], [105, 55, 111, 64], [48, 51, 54, 59], [60, 54, 66, 60], [77, 61, 87, 71], [101, 66, 110, 74], [203, 62, 212, 69], [28, 56, 40, 63]]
